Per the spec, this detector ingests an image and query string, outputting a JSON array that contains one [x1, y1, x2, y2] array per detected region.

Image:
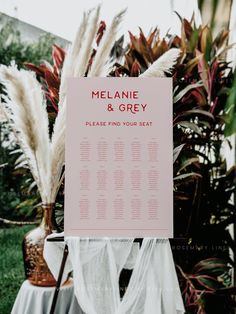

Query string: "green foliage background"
[[0, 226, 34, 314]]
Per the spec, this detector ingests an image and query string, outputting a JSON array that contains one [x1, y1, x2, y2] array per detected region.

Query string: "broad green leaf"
[[173, 144, 185, 163], [174, 81, 203, 103], [178, 157, 199, 173], [175, 109, 215, 123], [193, 258, 229, 276], [224, 72, 236, 136], [197, 51, 209, 93], [174, 172, 202, 181], [178, 121, 203, 135], [194, 275, 222, 290]]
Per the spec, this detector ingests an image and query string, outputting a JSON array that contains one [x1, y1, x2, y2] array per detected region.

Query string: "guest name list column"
[[65, 78, 173, 237]]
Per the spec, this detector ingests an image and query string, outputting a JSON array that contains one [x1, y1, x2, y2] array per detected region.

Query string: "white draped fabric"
[[44, 236, 185, 314], [11, 279, 83, 314]]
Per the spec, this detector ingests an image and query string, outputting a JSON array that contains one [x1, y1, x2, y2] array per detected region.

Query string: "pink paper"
[[65, 77, 173, 237]]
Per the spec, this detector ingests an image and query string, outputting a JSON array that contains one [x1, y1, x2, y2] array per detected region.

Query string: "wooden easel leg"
[[49, 244, 69, 314]]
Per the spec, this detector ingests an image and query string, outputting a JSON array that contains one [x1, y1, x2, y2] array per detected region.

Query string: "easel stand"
[[47, 236, 69, 314]]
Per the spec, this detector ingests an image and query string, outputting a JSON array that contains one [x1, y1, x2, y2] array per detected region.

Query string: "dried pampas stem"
[[0, 64, 51, 203], [0, 97, 8, 122], [139, 48, 180, 77], [59, 11, 90, 104], [50, 99, 66, 201], [88, 9, 126, 77], [0, 64, 67, 204], [75, 5, 101, 77], [70, 11, 91, 63]]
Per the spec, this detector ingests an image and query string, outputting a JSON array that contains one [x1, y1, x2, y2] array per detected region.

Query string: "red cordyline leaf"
[[191, 90, 206, 106], [128, 31, 139, 50], [96, 21, 106, 45], [188, 284, 197, 301], [171, 35, 182, 47], [25, 44, 65, 113], [44, 69, 60, 89], [147, 28, 158, 47], [139, 28, 149, 46], [115, 68, 121, 77], [210, 96, 219, 114], [192, 258, 228, 274], [46, 93, 58, 112], [190, 274, 220, 291], [182, 283, 188, 295], [85, 21, 106, 75], [183, 18, 193, 40], [208, 61, 219, 102], [48, 87, 59, 99], [131, 60, 141, 77], [52, 44, 66, 73], [24, 63, 48, 78], [197, 50, 209, 93], [138, 28, 154, 62]]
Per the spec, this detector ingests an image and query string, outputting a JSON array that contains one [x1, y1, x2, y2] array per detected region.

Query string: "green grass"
[[0, 225, 34, 314]]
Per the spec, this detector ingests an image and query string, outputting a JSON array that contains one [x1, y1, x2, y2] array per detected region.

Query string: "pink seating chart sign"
[[65, 78, 173, 237]]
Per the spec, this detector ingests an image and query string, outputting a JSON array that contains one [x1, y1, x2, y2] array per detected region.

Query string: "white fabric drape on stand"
[[65, 238, 185, 314], [44, 236, 185, 313], [67, 238, 134, 314], [44, 234, 138, 285]]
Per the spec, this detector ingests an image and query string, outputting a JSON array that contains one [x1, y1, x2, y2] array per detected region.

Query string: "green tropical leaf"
[[173, 144, 185, 163], [193, 274, 222, 290], [174, 81, 203, 103], [178, 157, 199, 173], [174, 109, 215, 125], [193, 258, 229, 276], [174, 172, 202, 181], [178, 121, 203, 135], [224, 71, 236, 136]]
